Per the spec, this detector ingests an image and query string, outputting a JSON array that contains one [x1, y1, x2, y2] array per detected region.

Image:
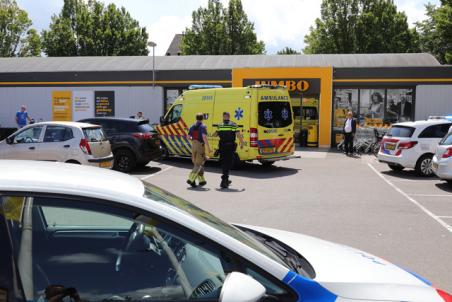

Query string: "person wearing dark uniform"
[[187, 113, 211, 187], [217, 112, 244, 189]]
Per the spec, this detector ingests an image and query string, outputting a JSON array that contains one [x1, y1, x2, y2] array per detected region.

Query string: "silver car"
[[432, 129, 452, 184], [0, 121, 114, 168]]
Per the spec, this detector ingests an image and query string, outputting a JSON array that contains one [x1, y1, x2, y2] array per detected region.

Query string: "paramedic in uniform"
[[217, 112, 244, 189], [187, 113, 211, 187]]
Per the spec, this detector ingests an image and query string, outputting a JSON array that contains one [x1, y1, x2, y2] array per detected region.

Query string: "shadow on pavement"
[[381, 169, 436, 181], [435, 182, 452, 193], [158, 158, 300, 179], [129, 166, 162, 177], [187, 187, 211, 192], [214, 188, 246, 193]]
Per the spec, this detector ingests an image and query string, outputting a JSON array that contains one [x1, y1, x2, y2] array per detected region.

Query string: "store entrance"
[[292, 94, 320, 147]]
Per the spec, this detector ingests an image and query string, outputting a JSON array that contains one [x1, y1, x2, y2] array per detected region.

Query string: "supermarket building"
[[0, 53, 451, 148]]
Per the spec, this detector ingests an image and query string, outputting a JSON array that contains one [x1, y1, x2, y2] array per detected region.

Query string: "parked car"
[[1, 160, 451, 302], [79, 117, 162, 172], [432, 127, 452, 184], [0, 121, 113, 168], [378, 119, 452, 176]]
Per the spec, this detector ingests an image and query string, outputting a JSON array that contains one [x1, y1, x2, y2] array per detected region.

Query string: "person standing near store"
[[187, 113, 211, 188], [15, 105, 32, 128], [343, 111, 357, 156], [216, 112, 244, 189]]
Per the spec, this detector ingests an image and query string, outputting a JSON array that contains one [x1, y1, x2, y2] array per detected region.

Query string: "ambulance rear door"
[[211, 89, 251, 159]]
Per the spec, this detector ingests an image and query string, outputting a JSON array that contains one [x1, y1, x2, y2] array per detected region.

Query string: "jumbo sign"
[[243, 78, 320, 95]]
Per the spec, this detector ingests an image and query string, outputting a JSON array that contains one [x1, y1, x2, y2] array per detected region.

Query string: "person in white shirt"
[[343, 111, 357, 155]]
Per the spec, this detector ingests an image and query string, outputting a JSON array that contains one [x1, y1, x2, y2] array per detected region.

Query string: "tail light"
[[442, 147, 452, 159], [250, 128, 258, 148], [395, 141, 417, 156], [437, 288, 452, 302], [132, 132, 152, 140], [79, 138, 92, 155]]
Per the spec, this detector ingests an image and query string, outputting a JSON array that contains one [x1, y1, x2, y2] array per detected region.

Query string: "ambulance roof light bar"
[[188, 85, 223, 90], [247, 84, 287, 90]]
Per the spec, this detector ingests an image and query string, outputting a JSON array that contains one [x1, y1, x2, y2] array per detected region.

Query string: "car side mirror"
[[5, 136, 14, 144], [220, 272, 266, 302]]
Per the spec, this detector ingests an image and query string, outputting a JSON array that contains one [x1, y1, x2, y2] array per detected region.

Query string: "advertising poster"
[[73, 90, 94, 121], [95, 91, 115, 117], [52, 91, 72, 121]]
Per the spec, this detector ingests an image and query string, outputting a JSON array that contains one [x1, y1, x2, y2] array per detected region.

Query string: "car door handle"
[[29, 146, 35, 150], [64, 145, 70, 148]]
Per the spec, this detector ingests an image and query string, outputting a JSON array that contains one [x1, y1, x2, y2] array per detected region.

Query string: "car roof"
[[27, 121, 99, 128], [0, 160, 145, 199], [392, 119, 452, 128], [79, 117, 143, 123]]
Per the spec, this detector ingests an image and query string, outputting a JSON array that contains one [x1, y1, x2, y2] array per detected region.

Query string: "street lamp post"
[[148, 41, 157, 87]]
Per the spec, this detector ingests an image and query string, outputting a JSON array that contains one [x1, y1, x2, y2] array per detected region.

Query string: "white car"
[[0, 121, 113, 168], [0, 160, 450, 302], [432, 129, 452, 184], [378, 119, 452, 176]]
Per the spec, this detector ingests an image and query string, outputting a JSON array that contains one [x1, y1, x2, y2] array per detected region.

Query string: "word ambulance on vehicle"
[[157, 85, 298, 166]]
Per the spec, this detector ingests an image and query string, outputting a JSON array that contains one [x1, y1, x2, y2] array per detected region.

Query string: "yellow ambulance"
[[156, 85, 297, 166]]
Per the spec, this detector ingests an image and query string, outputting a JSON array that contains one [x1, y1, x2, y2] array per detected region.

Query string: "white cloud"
[[147, 15, 192, 56]]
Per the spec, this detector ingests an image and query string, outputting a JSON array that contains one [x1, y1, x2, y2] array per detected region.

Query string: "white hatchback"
[[432, 129, 452, 184], [378, 119, 452, 176], [0, 121, 113, 168]]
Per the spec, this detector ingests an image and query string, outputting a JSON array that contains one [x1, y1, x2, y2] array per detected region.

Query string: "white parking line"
[[437, 216, 452, 219], [368, 163, 452, 233], [140, 166, 173, 181], [409, 194, 452, 198]]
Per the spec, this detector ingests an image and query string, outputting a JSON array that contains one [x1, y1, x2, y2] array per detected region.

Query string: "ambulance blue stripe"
[[266, 140, 272, 147], [162, 135, 177, 154], [176, 135, 191, 154], [282, 271, 337, 302], [182, 135, 192, 149], [169, 135, 185, 155]]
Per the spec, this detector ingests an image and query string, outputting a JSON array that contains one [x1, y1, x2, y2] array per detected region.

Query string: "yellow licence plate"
[[260, 147, 275, 154], [99, 161, 111, 168], [385, 143, 396, 150]]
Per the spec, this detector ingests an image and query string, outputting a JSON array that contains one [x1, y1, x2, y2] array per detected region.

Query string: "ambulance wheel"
[[160, 143, 170, 160], [232, 153, 244, 170], [261, 161, 275, 167]]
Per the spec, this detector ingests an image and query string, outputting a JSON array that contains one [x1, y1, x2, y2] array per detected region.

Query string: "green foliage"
[[277, 47, 300, 55], [0, 0, 41, 57], [42, 0, 149, 56], [416, 2, 452, 64], [304, 0, 419, 54], [181, 0, 264, 55]]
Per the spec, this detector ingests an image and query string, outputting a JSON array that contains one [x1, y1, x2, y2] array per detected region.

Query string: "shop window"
[[359, 89, 385, 126], [333, 89, 359, 143], [386, 89, 414, 123]]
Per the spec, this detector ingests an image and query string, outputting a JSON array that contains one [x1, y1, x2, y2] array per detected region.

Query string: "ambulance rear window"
[[258, 102, 292, 128]]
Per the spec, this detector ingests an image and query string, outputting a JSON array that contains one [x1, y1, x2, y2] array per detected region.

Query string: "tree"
[[42, 0, 149, 56], [416, 0, 452, 64], [181, 0, 264, 55], [277, 47, 300, 55], [0, 0, 41, 57], [303, 0, 419, 54]]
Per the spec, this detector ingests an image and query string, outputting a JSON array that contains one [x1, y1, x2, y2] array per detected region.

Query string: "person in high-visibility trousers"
[[187, 113, 211, 187], [217, 112, 244, 189]]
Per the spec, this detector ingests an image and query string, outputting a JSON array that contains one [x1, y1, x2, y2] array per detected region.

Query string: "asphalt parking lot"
[[133, 149, 452, 291]]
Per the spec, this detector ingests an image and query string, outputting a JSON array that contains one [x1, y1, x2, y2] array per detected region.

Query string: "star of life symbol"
[[264, 109, 273, 121], [281, 108, 289, 120], [235, 107, 244, 120]]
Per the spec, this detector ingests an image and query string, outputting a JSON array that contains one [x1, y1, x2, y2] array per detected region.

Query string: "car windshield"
[[440, 132, 452, 145], [387, 126, 415, 138], [143, 183, 289, 269]]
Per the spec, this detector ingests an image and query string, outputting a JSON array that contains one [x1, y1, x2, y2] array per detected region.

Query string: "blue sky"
[[17, 0, 440, 55]]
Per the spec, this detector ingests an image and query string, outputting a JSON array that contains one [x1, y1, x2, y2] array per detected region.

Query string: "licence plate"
[[385, 143, 396, 150], [99, 161, 111, 168], [260, 147, 275, 154]]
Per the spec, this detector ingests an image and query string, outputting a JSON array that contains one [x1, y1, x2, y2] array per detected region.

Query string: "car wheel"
[[388, 164, 404, 172], [447, 180, 452, 186], [415, 154, 434, 177], [114, 149, 136, 173], [137, 161, 151, 167], [160, 142, 170, 160], [66, 160, 81, 164]]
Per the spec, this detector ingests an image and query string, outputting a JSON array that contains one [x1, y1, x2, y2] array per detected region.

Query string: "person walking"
[[16, 105, 32, 128], [217, 112, 244, 189], [343, 111, 357, 156], [187, 113, 211, 188]]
